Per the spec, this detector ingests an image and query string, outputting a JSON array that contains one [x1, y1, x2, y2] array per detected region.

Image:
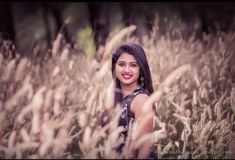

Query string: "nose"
[[123, 65, 130, 73]]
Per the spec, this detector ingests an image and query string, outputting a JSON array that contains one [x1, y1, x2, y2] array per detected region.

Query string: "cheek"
[[135, 68, 140, 77], [115, 66, 122, 76]]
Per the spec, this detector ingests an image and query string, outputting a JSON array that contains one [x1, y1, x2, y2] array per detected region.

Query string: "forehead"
[[117, 53, 137, 62]]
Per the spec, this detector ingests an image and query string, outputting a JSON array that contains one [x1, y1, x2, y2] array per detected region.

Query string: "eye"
[[130, 63, 138, 67], [118, 62, 125, 67]]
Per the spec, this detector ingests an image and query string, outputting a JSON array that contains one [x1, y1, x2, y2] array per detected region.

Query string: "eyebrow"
[[117, 61, 138, 63]]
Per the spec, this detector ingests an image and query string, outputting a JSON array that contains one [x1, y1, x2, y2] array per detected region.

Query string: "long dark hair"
[[111, 43, 154, 105]]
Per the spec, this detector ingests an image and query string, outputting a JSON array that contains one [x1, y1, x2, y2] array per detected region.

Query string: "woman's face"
[[115, 53, 140, 87]]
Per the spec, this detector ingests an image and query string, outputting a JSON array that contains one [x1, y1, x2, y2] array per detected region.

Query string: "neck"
[[120, 83, 141, 97]]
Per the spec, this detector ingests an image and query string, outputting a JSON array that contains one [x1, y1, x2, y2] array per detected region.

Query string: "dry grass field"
[[0, 18, 235, 159]]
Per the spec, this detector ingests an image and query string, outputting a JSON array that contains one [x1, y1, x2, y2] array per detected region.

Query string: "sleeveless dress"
[[116, 87, 158, 159]]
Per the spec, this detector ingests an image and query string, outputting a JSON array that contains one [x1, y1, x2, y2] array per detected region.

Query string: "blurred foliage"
[[76, 26, 96, 57]]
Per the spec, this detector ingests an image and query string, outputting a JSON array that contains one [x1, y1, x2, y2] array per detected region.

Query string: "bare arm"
[[131, 94, 154, 159]]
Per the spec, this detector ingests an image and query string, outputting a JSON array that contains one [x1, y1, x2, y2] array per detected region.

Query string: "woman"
[[110, 43, 157, 159]]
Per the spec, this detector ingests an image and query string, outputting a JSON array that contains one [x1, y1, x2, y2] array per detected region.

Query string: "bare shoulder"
[[132, 94, 149, 105], [131, 94, 152, 117]]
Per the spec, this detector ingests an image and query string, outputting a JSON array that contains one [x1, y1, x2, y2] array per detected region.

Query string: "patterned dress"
[[118, 87, 147, 128], [116, 87, 157, 159]]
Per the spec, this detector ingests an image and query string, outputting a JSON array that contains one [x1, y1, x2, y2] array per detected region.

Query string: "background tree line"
[[0, 2, 235, 57]]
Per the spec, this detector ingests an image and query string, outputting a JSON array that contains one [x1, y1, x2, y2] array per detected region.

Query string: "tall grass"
[[0, 17, 234, 159]]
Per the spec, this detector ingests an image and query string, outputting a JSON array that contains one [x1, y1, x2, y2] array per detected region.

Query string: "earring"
[[140, 76, 144, 87], [140, 76, 144, 82]]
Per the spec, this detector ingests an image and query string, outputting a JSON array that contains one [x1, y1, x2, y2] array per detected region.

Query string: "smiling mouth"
[[122, 74, 132, 80]]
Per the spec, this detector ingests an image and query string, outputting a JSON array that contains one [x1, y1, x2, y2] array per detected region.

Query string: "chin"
[[120, 82, 131, 86], [121, 80, 137, 86]]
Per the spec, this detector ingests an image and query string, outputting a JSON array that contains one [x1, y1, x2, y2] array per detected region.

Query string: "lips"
[[122, 74, 132, 80]]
